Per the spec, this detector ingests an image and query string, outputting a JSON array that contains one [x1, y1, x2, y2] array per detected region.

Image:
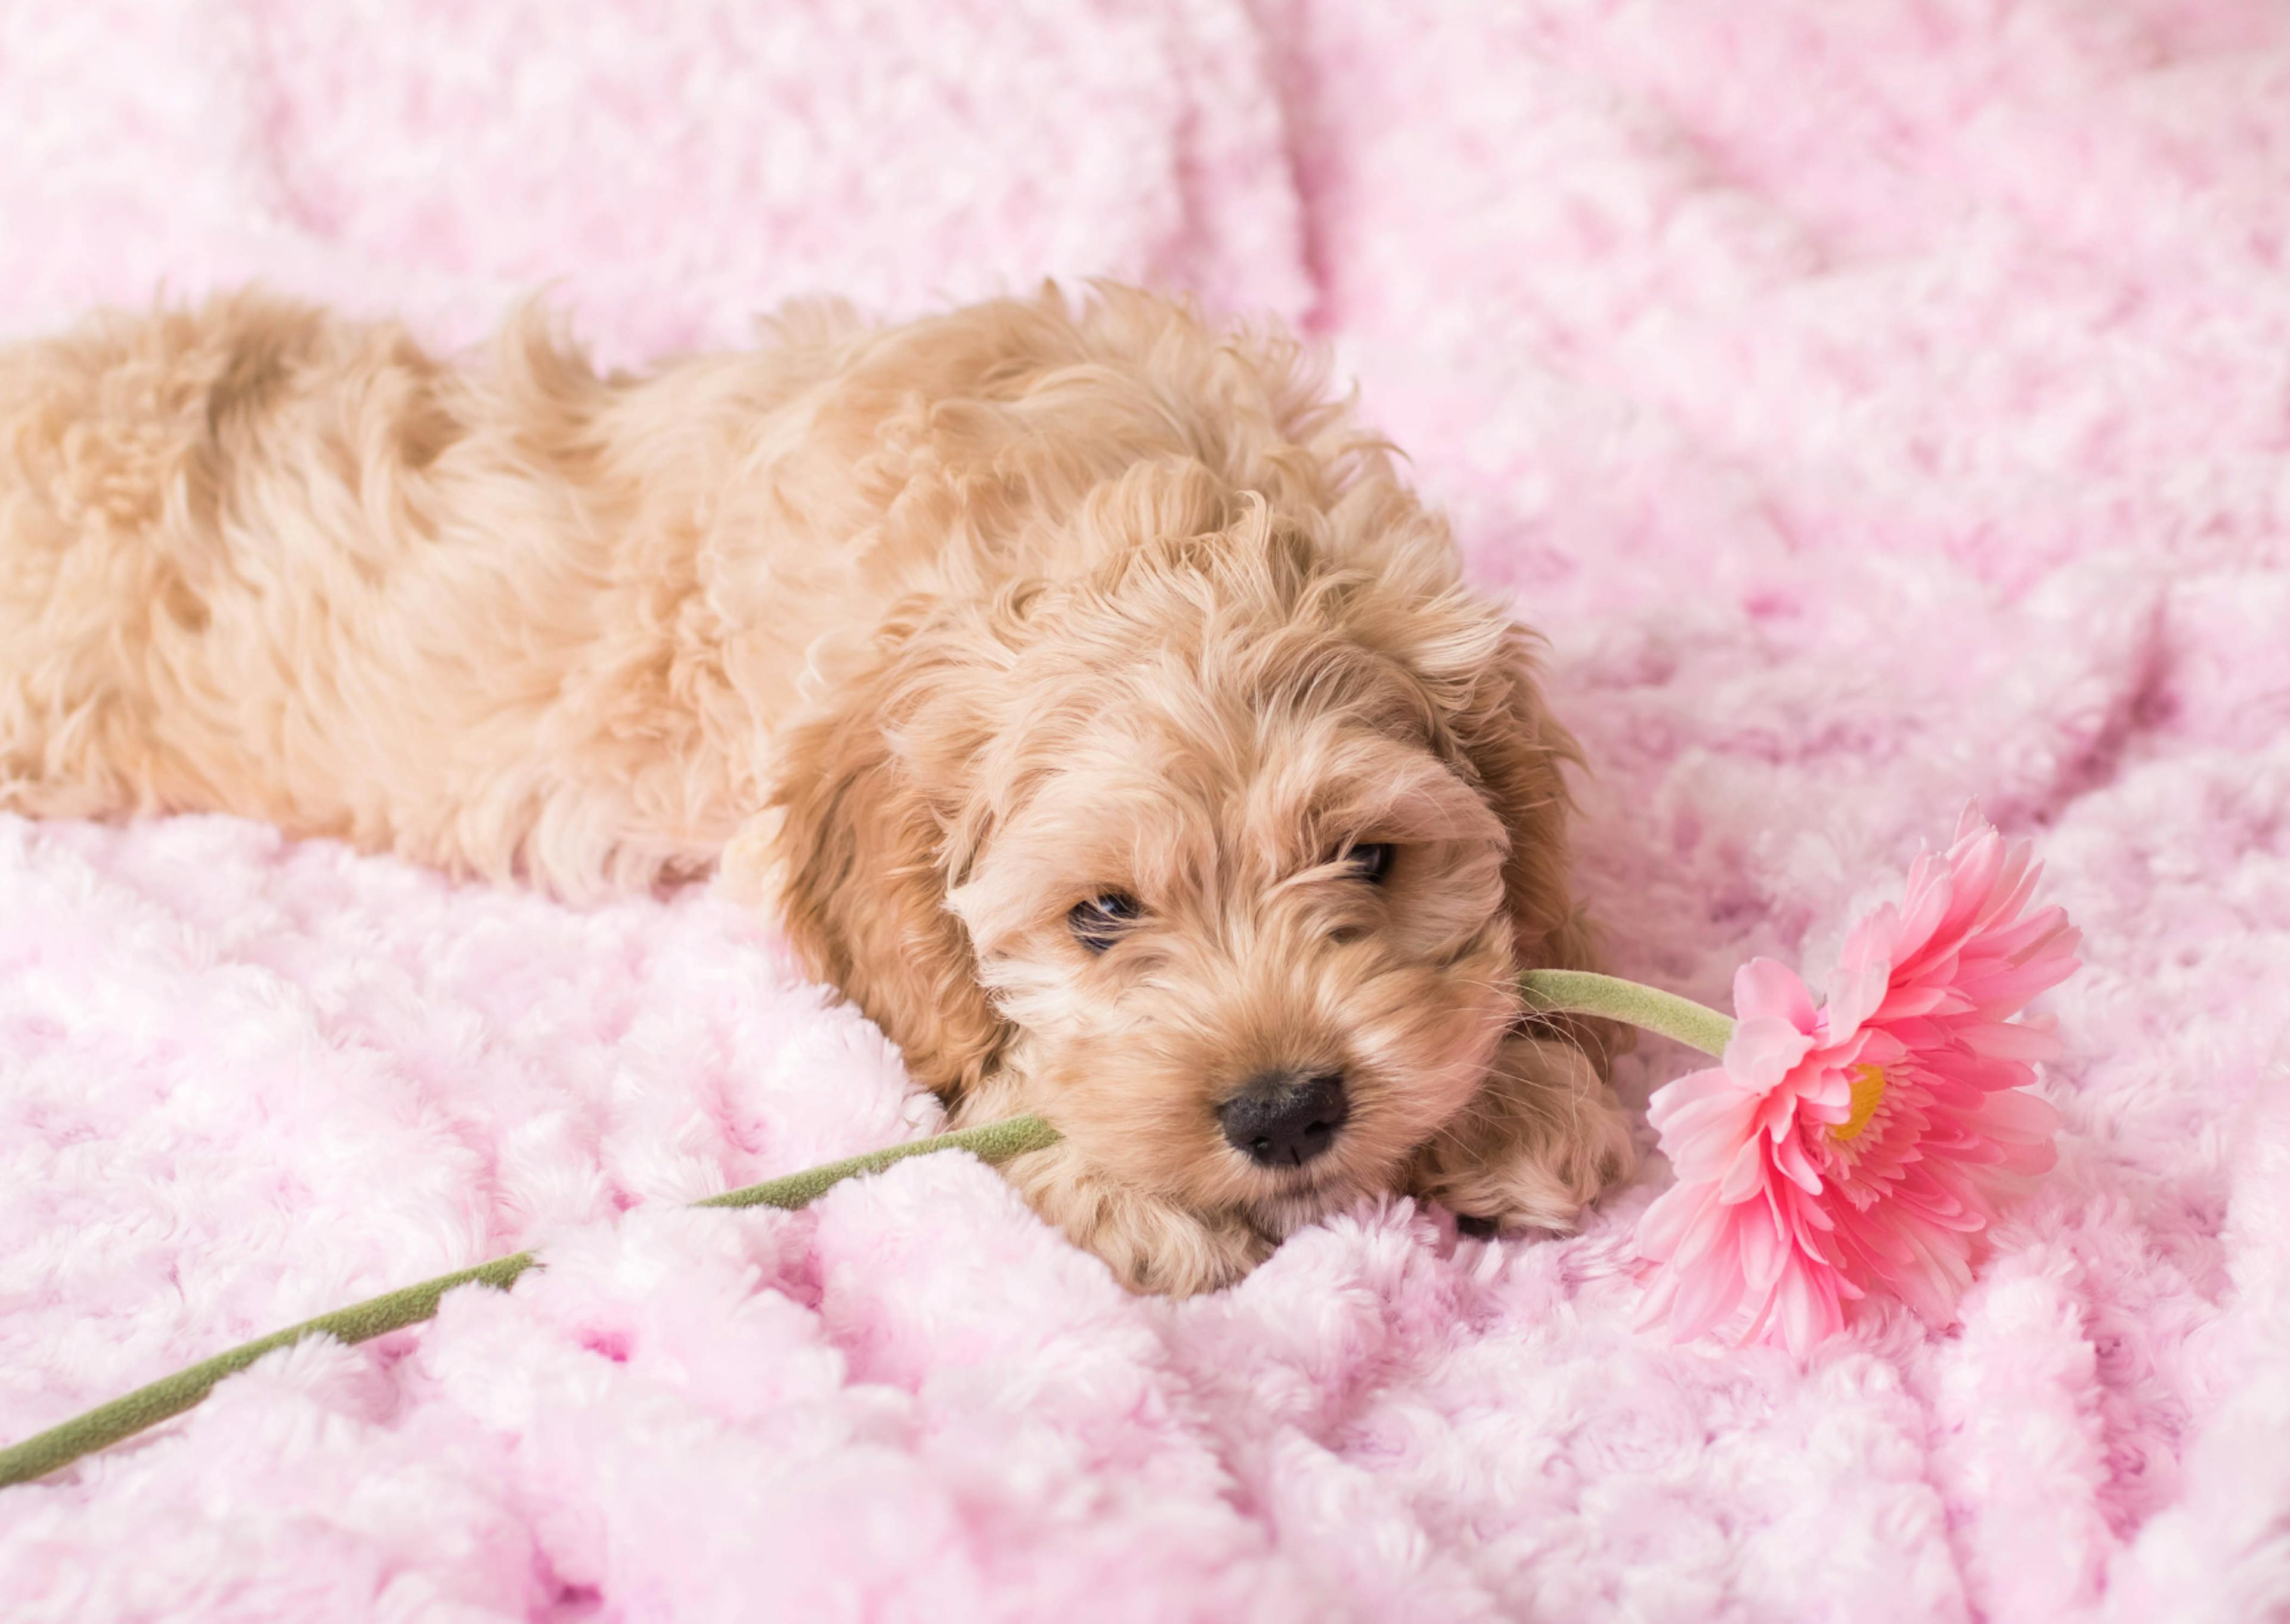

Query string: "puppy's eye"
[[1069, 892, 1142, 954], [1341, 843, 1396, 884]]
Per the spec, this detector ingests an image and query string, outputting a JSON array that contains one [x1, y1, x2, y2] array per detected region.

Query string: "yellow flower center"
[[1832, 1064, 1887, 1143]]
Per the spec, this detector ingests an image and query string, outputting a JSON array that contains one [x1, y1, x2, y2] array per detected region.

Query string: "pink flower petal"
[[1665, 1219, 1749, 1341], [1795, 1064, 1853, 1114], [1732, 959, 1818, 1033], [1952, 1021, 2065, 1061], [1873, 983, 1959, 1021], [1638, 1179, 1717, 1263], [1888, 850, 1954, 963], [1658, 1107, 1763, 1184], [1647, 1064, 1743, 1119], [1768, 1258, 1845, 1358], [1737, 1195, 1790, 1293], [1648, 1074, 1750, 1135], [1723, 1012, 1818, 1095], [1975, 1087, 2063, 1143], [1826, 909, 1896, 1036], [1664, 1185, 1744, 1274], [1716, 1136, 1771, 1204], [1771, 1131, 1824, 1194]]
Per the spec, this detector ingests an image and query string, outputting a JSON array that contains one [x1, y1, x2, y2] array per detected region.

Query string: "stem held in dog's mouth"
[[1517, 968, 1737, 1057]]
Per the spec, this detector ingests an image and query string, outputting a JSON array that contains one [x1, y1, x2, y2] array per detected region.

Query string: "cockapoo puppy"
[[0, 284, 1633, 1292]]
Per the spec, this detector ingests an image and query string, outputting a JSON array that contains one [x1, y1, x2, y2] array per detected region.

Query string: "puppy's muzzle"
[[1218, 1070, 1349, 1169]]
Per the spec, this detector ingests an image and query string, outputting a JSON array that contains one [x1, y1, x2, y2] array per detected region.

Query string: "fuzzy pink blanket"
[[5, 2, 2288, 1619]]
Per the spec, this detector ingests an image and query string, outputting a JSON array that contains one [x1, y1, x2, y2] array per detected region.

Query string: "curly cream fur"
[[0, 283, 1632, 1293]]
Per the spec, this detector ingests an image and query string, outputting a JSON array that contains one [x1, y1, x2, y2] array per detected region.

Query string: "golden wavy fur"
[[0, 283, 1633, 1292]]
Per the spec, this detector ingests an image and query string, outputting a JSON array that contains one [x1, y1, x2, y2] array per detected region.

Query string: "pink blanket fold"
[[4, 2, 2287, 1619]]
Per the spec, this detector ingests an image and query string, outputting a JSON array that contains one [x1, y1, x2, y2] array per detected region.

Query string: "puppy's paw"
[[996, 1135, 1272, 1295], [1409, 1034, 1637, 1235]]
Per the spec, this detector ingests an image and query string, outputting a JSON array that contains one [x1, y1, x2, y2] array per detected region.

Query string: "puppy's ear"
[[1440, 621, 1627, 1071], [721, 615, 1010, 1098], [1322, 477, 1602, 996], [1450, 627, 1586, 965]]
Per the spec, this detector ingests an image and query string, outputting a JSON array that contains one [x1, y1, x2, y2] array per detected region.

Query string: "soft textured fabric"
[[4, 2, 2287, 1619]]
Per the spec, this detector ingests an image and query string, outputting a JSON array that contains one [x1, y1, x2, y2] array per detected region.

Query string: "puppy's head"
[[745, 463, 1595, 1269]]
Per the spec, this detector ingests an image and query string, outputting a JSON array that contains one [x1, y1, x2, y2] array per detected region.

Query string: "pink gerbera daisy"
[[1636, 810, 2082, 1356]]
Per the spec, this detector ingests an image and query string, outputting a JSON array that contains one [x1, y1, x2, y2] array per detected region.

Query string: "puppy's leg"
[[1407, 1033, 1637, 1235], [992, 1133, 1274, 1294], [945, 1079, 1270, 1295]]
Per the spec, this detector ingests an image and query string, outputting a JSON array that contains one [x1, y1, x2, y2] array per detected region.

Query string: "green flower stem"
[[0, 1253, 543, 1491], [0, 1114, 1064, 1489], [0, 975, 1734, 1492], [689, 1112, 1063, 1210], [1520, 968, 1736, 1059]]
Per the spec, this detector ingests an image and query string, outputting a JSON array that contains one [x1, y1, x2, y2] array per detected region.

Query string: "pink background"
[[4, 2, 2287, 1619]]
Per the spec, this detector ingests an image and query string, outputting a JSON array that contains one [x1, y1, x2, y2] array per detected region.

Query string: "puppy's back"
[[0, 284, 1383, 896], [0, 293, 683, 884]]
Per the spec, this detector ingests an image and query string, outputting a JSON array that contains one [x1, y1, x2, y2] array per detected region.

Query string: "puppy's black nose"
[[1218, 1071, 1348, 1168]]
